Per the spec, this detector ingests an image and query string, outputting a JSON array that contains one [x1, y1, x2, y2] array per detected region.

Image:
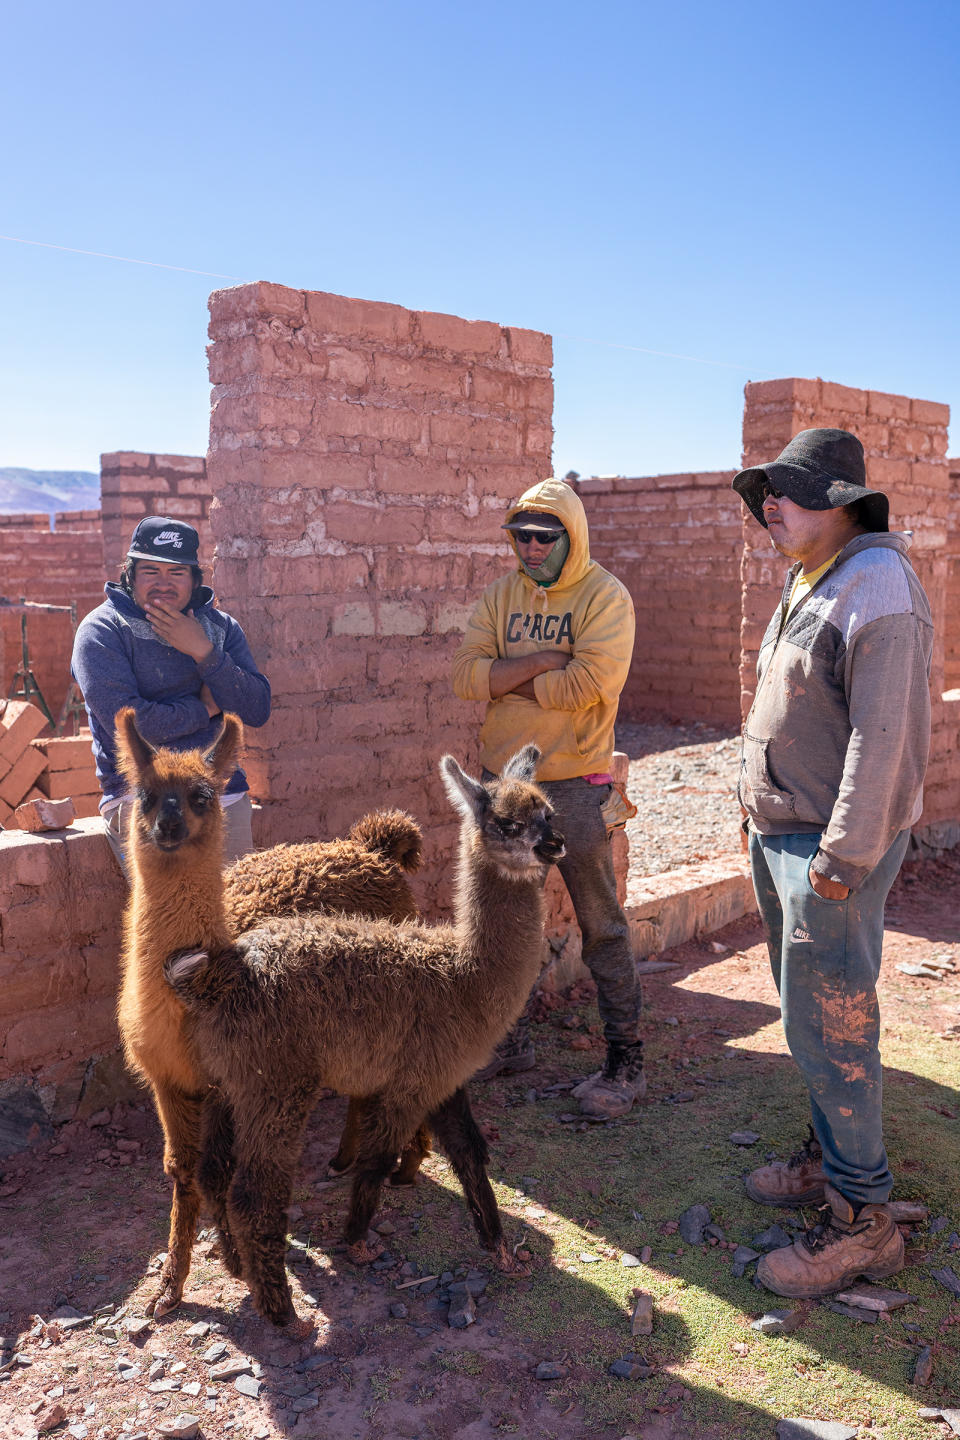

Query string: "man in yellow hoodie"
[[453, 477, 642, 1118]]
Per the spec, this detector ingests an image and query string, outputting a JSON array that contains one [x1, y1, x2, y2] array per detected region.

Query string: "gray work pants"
[[486, 771, 641, 1047], [104, 793, 255, 883]]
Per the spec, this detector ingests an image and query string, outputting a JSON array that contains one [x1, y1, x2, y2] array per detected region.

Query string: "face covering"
[[517, 532, 570, 587]]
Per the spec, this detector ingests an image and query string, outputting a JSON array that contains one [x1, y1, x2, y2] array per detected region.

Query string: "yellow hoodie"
[[452, 477, 635, 781]]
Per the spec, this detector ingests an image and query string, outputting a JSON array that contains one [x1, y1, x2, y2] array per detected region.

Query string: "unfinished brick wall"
[[739, 378, 958, 845], [100, 453, 211, 577], [206, 282, 556, 912], [0, 523, 106, 724], [580, 471, 741, 727], [947, 457, 960, 694], [54, 509, 102, 533], [0, 513, 51, 529], [0, 823, 130, 1147]]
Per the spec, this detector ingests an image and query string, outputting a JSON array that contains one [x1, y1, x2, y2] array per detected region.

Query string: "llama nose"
[[536, 829, 566, 862], [155, 797, 187, 845]]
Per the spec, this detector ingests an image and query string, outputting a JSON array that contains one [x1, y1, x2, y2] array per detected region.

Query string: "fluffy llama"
[[114, 707, 427, 1317], [165, 744, 565, 1327]]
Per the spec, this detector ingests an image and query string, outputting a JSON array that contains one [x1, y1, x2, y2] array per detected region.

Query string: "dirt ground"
[[1, 845, 958, 1440]]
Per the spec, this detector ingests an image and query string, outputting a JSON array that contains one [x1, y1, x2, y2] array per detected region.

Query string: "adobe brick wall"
[[54, 509, 102, 533], [0, 513, 51, 529], [0, 822, 132, 1147], [206, 282, 557, 916], [100, 453, 212, 577], [946, 457, 960, 694], [738, 378, 958, 843], [0, 523, 106, 723], [580, 471, 741, 726]]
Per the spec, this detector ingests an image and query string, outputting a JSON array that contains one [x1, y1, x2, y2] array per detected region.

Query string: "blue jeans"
[[749, 828, 910, 1207]]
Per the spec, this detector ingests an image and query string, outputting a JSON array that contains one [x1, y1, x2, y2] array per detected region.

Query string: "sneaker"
[[744, 1126, 827, 1207], [756, 1182, 904, 1298], [572, 1041, 646, 1120], [473, 1033, 536, 1082]]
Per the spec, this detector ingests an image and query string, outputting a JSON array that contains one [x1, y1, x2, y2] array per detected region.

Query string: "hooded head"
[[502, 478, 591, 591]]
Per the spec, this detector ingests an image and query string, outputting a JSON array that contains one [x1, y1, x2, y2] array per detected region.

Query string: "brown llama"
[[114, 707, 428, 1318], [165, 744, 566, 1328]]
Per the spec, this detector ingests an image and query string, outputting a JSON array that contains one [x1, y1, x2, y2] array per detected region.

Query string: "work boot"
[[756, 1183, 904, 1298], [572, 1041, 646, 1120], [473, 1024, 536, 1082], [744, 1126, 827, 1207]]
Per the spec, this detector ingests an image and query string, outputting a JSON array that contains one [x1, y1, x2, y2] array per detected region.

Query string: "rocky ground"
[[1, 728, 958, 1440]]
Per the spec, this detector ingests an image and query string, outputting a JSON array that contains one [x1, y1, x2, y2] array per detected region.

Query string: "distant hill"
[[0, 468, 100, 518]]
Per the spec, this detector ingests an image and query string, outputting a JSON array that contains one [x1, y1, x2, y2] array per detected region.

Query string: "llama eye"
[[499, 820, 522, 837], [189, 789, 211, 813], [138, 787, 157, 810]]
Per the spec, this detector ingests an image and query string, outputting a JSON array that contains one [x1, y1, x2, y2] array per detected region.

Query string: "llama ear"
[[439, 754, 489, 823], [115, 707, 156, 782], [500, 744, 541, 784], [203, 714, 243, 784]]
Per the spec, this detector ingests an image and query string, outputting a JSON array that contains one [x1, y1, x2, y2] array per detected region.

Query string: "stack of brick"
[[0, 700, 49, 826], [738, 377, 958, 847], [30, 733, 100, 819], [100, 452, 211, 576], [0, 521, 106, 721], [206, 281, 554, 916], [0, 513, 51, 529], [580, 470, 741, 726]]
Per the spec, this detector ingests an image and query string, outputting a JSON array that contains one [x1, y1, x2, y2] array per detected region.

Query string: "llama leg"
[[147, 1083, 204, 1316], [226, 1095, 316, 1329], [428, 1087, 528, 1275], [390, 1123, 432, 1187], [328, 1097, 365, 1177], [343, 1097, 419, 1258], [197, 1091, 243, 1279]]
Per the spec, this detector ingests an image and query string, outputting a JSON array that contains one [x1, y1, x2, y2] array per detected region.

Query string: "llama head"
[[439, 746, 565, 878], [115, 707, 243, 858]]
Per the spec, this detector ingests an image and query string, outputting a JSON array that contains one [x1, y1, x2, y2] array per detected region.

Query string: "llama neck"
[[453, 834, 546, 992], [128, 840, 232, 961]]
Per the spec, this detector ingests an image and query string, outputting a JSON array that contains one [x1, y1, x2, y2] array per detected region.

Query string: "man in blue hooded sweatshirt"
[[71, 516, 271, 876]]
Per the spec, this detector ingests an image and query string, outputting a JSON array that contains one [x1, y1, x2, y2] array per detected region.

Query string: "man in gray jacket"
[[731, 428, 932, 1298]]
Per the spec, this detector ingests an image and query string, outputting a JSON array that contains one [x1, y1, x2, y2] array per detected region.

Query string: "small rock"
[[201, 1342, 228, 1364], [704, 1223, 726, 1243], [820, 1299, 877, 1324], [390, 1302, 408, 1319], [609, 1353, 654, 1381], [293, 1394, 320, 1411], [375, 1219, 396, 1235], [678, 1203, 711, 1245], [234, 1373, 263, 1398], [929, 1215, 949, 1233], [148, 1379, 181, 1393], [209, 1359, 253, 1381], [87, 1109, 111, 1128], [34, 1404, 68, 1434], [731, 1245, 761, 1278], [752, 1309, 802, 1336], [620, 1253, 641, 1267], [448, 1292, 476, 1329], [729, 1130, 761, 1146], [449, 1276, 488, 1297], [663, 1016, 680, 1026], [931, 1266, 960, 1298], [116, 1362, 142, 1380], [776, 1423, 858, 1440], [753, 1224, 792, 1252], [534, 1360, 567, 1380], [148, 1360, 165, 1381], [834, 1284, 915, 1312], [123, 1316, 151, 1339], [630, 1293, 653, 1336], [579, 1252, 601, 1263], [634, 960, 680, 975], [640, 1245, 652, 1264], [913, 1345, 934, 1386], [708, 940, 729, 954], [184, 1321, 210, 1342], [156, 1415, 201, 1440]]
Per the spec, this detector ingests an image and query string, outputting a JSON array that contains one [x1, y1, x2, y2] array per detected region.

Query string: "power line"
[[0, 233, 245, 281]]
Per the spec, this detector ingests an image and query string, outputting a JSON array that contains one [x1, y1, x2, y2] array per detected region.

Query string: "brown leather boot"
[[756, 1183, 904, 1298], [744, 1127, 827, 1207]]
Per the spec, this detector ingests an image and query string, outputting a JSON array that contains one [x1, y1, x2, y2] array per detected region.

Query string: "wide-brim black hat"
[[732, 428, 889, 532]]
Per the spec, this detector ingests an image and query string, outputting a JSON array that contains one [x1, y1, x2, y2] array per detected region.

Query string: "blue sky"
[[2, 0, 957, 476]]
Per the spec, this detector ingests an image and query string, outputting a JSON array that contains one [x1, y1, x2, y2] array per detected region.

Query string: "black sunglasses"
[[760, 482, 784, 501], [513, 529, 564, 545]]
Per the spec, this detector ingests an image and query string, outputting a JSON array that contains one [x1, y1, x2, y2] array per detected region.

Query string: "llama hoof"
[[146, 1282, 183, 1318], [327, 1156, 353, 1178], [284, 1315, 316, 1340], [388, 1174, 417, 1188], [491, 1242, 532, 1277], [346, 1238, 382, 1265]]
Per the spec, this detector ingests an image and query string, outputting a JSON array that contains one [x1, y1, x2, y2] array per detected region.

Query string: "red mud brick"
[[416, 310, 502, 357], [910, 398, 950, 427], [820, 380, 867, 414], [32, 735, 95, 770], [0, 747, 47, 807], [15, 796, 76, 832], [0, 701, 48, 764], [36, 767, 98, 801], [507, 327, 553, 367]]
